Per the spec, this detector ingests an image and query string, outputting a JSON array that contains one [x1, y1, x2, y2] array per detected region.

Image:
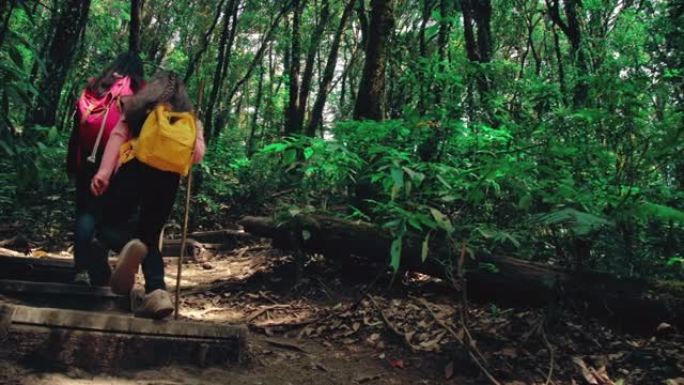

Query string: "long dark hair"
[[122, 70, 194, 136], [88, 51, 145, 96]]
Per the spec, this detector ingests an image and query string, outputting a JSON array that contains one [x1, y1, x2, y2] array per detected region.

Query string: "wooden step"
[[0, 255, 74, 283], [0, 304, 247, 371], [0, 279, 126, 312], [0, 254, 194, 284]]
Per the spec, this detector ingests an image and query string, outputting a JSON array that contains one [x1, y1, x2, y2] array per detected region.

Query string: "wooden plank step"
[[0, 253, 200, 284], [0, 279, 126, 312], [0, 304, 247, 371], [0, 255, 74, 283]]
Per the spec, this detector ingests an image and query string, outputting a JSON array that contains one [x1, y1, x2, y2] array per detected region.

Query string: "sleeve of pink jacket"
[[95, 117, 131, 182], [192, 119, 206, 164]]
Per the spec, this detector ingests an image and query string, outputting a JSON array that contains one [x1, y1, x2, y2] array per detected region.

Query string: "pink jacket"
[[95, 115, 206, 183]]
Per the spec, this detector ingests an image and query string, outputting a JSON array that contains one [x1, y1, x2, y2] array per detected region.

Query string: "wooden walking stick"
[[175, 79, 205, 320], [174, 169, 192, 320]]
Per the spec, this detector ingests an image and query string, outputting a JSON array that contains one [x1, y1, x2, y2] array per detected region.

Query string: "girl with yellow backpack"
[[90, 71, 205, 319]]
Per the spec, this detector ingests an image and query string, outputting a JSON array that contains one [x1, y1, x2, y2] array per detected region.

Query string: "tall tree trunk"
[[339, 45, 347, 116], [265, 43, 276, 133], [353, 0, 394, 121], [284, 0, 304, 135], [547, 0, 588, 107], [247, 63, 265, 157], [473, 0, 492, 64], [434, 0, 451, 105], [204, 0, 239, 143], [297, 1, 330, 136], [417, 0, 434, 114], [462, 0, 479, 62], [551, 23, 567, 105], [226, 2, 291, 117], [461, 0, 493, 95], [30, 0, 91, 128], [668, 0, 683, 104], [0, 0, 16, 49], [129, 0, 142, 54], [356, 0, 369, 50], [437, 0, 451, 61], [184, 0, 227, 81], [307, 0, 356, 135], [213, 0, 242, 138]]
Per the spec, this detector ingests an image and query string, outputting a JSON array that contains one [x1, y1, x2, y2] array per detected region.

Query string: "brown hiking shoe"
[[135, 289, 174, 319], [129, 287, 145, 313], [110, 239, 147, 295]]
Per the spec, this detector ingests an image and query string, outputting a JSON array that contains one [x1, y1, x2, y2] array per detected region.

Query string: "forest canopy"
[[0, 0, 682, 280]]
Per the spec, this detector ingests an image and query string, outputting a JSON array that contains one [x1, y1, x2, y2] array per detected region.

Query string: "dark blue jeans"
[[74, 167, 101, 273], [101, 159, 180, 293]]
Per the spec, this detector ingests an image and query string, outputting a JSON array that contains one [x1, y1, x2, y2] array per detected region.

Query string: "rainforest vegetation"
[[2, 0, 682, 279]]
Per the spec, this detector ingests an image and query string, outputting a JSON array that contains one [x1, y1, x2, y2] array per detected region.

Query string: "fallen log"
[[238, 215, 684, 333], [161, 237, 210, 260], [161, 231, 260, 260], [189, 229, 259, 246]]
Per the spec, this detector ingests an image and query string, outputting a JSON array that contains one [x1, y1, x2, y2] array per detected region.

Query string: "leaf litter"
[[1, 237, 682, 385]]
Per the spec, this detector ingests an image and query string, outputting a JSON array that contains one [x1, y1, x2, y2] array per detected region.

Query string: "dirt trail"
[[1, 241, 683, 385]]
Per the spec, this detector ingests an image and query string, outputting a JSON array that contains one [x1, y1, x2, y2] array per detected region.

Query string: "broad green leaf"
[[303, 147, 314, 160], [518, 193, 532, 210], [429, 208, 454, 234], [390, 236, 402, 273], [431, 10, 442, 21], [283, 149, 297, 165], [408, 217, 422, 231], [537, 208, 613, 235], [639, 202, 684, 222], [436, 174, 451, 188], [390, 167, 404, 188], [402, 166, 425, 185], [0, 140, 14, 156], [391, 184, 401, 200], [261, 142, 288, 153], [479, 262, 499, 273], [421, 232, 430, 262]]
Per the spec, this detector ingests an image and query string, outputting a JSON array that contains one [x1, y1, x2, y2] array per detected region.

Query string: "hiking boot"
[[135, 289, 174, 319], [73, 270, 91, 286], [110, 239, 147, 295], [129, 287, 145, 313], [89, 239, 112, 286]]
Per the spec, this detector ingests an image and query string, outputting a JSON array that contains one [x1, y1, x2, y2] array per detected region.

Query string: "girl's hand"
[[90, 172, 110, 196]]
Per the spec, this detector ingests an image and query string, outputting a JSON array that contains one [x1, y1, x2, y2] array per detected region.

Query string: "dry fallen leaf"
[[573, 356, 599, 385], [572, 356, 615, 385], [389, 359, 405, 369], [444, 361, 454, 379]]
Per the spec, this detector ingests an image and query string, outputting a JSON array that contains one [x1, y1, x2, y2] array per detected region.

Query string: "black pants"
[[101, 159, 180, 293], [74, 166, 101, 272]]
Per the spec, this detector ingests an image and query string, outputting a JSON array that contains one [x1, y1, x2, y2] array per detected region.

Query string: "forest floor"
[[0, 228, 683, 385]]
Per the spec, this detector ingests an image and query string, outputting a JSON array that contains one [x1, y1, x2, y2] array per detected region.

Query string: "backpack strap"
[[86, 98, 115, 164], [119, 138, 137, 166]]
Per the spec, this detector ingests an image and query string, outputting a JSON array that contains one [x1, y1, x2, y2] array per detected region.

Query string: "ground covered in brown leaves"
[[1, 234, 683, 385]]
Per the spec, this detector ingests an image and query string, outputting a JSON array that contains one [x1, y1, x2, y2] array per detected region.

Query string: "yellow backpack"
[[120, 104, 196, 176]]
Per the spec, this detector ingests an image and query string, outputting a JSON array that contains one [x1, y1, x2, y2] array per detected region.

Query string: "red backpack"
[[76, 76, 134, 164]]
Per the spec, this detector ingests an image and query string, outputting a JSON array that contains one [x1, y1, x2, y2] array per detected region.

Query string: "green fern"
[[536, 208, 614, 235], [637, 202, 684, 222]]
